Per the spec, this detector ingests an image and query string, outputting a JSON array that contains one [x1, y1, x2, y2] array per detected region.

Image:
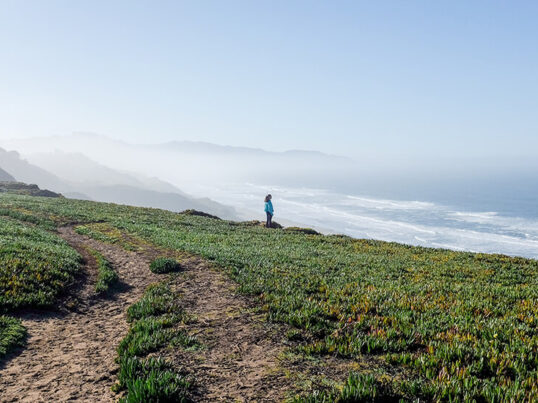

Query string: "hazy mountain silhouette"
[[1, 133, 350, 162], [0, 148, 70, 191], [0, 133, 355, 192], [0, 167, 15, 182], [77, 184, 236, 218], [28, 151, 188, 195], [0, 147, 238, 219]]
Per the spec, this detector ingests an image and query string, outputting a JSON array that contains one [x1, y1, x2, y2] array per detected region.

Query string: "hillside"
[[27, 150, 189, 194], [0, 182, 62, 197], [0, 148, 68, 192], [0, 147, 238, 219], [0, 133, 356, 189], [0, 167, 15, 182], [1, 133, 351, 164], [0, 193, 537, 401]]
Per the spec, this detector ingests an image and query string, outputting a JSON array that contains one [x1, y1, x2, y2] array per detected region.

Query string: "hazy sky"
[[1, 1, 537, 158]]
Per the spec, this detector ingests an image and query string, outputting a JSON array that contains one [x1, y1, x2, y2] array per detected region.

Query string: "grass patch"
[[291, 372, 398, 402], [149, 258, 181, 274], [75, 223, 141, 251], [115, 282, 196, 402], [0, 207, 56, 230], [90, 249, 119, 294], [0, 315, 27, 358], [0, 216, 81, 311], [127, 283, 182, 321], [116, 356, 191, 403]]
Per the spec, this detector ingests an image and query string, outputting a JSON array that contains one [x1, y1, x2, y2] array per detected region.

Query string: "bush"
[[149, 258, 181, 274]]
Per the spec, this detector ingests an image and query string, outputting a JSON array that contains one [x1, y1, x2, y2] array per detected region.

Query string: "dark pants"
[[266, 212, 273, 228]]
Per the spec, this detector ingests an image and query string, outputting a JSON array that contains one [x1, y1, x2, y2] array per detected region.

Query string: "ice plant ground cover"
[[0, 193, 537, 401], [0, 216, 81, 310]]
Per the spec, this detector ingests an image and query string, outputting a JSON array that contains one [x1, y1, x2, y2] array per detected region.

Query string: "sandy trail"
[[0, 227, 161, 402], [170, 258, 292, 402], [0, 226, 294, 402]]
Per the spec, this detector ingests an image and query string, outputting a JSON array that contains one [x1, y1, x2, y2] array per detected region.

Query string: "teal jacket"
[[264, 200, 274, 215]]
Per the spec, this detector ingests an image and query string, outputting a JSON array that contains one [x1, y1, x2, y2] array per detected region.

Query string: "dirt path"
[[169, 258, 292, 402], [0, 227, 295, 402], [0, 227, 161, 402]]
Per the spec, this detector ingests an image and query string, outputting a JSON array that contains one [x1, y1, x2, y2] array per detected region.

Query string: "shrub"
[[149, 258, 181, 274]]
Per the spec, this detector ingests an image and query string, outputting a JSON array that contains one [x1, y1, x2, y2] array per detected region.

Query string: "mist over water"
[[2, 134, 537, 259]]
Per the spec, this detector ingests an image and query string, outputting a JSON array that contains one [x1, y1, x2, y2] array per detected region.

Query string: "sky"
[[1, 0, 537, 160]]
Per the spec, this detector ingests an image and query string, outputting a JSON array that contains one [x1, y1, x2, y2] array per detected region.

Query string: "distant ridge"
[[1, 133, 352, 162], [0, 167, 15, 182], [0, 133, 356, 198], [0, 182, 62, 198], [152, 140, 352, 162], [0, 146, 238, 219], [0, 148, 66, 191]]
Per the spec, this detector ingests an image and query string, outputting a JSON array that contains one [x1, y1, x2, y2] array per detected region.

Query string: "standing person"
[[264, 194, 274, 228]]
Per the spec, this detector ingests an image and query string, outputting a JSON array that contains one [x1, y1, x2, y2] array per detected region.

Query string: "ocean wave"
[[184, 182, 538, 259]]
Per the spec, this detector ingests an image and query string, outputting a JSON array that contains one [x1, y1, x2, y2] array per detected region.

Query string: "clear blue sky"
[[1, 1, 537, 159]]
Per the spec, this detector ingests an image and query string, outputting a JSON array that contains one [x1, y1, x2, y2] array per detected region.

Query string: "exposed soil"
[[168, 258, 294, 402], [0, 227, 298, 402], [0, 227, 162, 402]]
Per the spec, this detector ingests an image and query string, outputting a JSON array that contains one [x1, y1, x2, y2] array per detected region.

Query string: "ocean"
[[187, 181, 538, 259]]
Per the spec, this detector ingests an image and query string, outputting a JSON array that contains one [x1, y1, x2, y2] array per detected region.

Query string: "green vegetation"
[[0, 207, 56, 230], [284, 227, 320, 235], [0, 182, 62, 198], [0, 201, 80, 359], [181, 209, 220, 219], [76, 224, 119, 244], [76, 223, 141, 251], [0, 315, 26, 358], [149, 257, 181, 274], [115, 282, 195, 402], [127, 283, 183, 321], [1, 193, 537, 401], [0, 216, 81, 310], [116, 356, 191, 403], [91, 250, 119, 293], [293, 373, 396, 402]]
